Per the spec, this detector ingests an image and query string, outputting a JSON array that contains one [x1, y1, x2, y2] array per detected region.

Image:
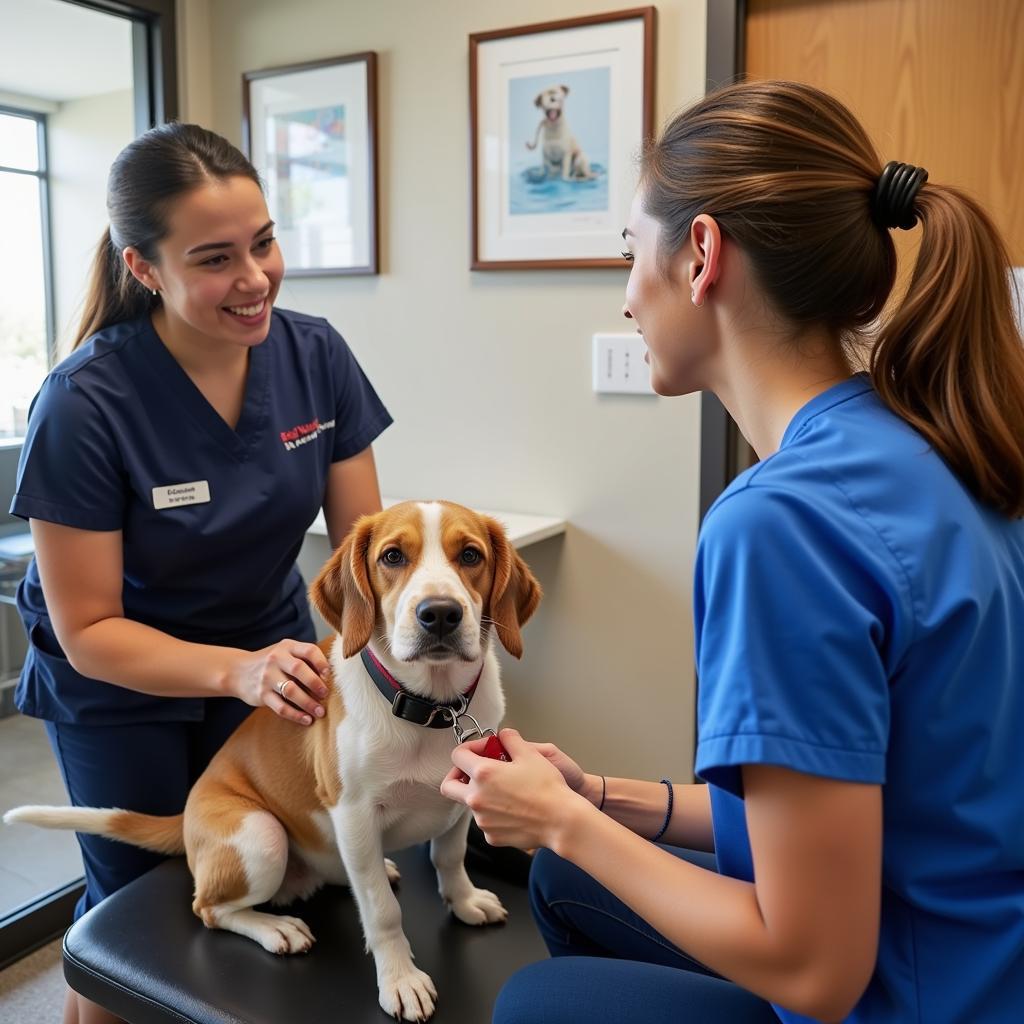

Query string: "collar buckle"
[[424, 693, 469, 728]]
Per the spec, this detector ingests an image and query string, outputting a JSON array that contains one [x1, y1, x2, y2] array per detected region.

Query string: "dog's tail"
[[3, 805, 185, 855]]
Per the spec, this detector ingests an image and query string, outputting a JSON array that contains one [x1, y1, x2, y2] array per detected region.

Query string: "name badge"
[[152, 480, 211, 510]]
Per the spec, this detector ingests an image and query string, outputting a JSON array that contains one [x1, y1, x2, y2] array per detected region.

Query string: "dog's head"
[[310, 501, 542, 664], [534, 85, 570, 120]]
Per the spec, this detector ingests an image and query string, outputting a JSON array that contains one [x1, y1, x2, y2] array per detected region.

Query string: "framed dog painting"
[[243, 53, 379, 276], [470, 8, 655, 270]]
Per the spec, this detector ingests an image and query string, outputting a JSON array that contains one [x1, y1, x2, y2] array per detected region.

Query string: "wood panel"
[[745, 0, 1024, 264]]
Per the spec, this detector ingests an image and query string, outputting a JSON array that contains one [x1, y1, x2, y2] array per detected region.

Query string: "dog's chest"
[[378, 776, 462, 848], [542, 120, 570, 146], [339, 728, 465, 847]]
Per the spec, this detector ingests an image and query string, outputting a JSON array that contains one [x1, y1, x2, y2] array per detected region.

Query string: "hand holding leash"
[[441, 728, 582, 851]]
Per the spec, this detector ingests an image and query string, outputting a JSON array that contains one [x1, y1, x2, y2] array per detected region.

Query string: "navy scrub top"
[[11, 307, 392, 725], [694, 374, 1024, 1023]]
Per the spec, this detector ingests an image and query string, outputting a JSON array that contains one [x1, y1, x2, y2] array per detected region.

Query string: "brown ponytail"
[[73, 122, 263, 351], [75, 227, 157, 349], [871, 185, 1024, 518], [641, 80, 1024, 518]]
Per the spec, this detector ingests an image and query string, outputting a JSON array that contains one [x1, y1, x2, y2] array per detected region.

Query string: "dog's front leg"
[[332, 802, 437, 1022], [430, 809, 507, 926]]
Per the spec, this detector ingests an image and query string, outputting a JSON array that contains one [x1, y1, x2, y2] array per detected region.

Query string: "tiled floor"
[[0, 714, 83, 918]]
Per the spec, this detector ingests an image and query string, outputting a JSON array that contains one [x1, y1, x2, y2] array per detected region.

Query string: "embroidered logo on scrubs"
[[152, 481, 211, 510], [279, 418, 335, 451]]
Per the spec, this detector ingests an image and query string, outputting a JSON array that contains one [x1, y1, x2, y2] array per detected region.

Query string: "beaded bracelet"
[[597, 774, 607, 811], [651, 778, 674, 842]]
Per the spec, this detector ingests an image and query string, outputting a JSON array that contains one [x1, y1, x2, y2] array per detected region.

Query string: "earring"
[[151, 289, 157, 297]]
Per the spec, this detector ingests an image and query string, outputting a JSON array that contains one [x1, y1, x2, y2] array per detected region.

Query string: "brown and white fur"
[[525, 84, 597, 180], [4, 500, 541, 1022]]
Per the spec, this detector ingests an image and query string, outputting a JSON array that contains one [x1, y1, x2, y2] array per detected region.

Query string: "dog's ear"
[[484, 516, 542, 659], [560, 84, 570, 96], [534, 92, 544, 108], [309, 515, 377, 658]]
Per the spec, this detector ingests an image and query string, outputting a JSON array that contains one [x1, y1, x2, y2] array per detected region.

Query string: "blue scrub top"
[[694, 374, 1024, 1023], [11, 308, 392, 725]]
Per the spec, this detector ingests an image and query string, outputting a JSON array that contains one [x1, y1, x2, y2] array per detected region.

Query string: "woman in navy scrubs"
[[443, 82, 1024, 1023], [11, 123, 392, 1024]]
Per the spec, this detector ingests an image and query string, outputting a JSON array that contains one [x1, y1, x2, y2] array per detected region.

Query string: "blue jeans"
[[494, 846, 779, 1024]]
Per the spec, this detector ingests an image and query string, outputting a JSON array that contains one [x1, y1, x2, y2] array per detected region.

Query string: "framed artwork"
[[243, 52, 378, 276], [470, 8, 655, 270]]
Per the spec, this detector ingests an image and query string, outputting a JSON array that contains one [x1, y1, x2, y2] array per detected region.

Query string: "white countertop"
[[307, 500, 566, 550]]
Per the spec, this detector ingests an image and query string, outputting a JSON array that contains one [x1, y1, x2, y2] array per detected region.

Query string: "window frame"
[[0, 105, 57, 378], [0, 0, 178, 969]]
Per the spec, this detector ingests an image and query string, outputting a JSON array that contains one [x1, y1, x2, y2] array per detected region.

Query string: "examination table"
[[62, 836, 543, 1023]]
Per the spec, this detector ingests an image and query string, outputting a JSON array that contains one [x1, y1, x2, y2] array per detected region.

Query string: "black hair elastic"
[[872, 161, 928, 230]]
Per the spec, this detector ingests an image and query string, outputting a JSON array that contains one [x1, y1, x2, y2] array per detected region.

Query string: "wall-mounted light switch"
[[592, 333, 656, 395]]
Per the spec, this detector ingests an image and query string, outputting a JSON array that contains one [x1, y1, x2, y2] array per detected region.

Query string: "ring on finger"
[[275, 679, 289, 698]]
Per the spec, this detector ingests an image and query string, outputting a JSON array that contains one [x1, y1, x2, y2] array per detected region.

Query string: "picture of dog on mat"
[[526, 85, 597, 181], [508, 66, 610, 216]]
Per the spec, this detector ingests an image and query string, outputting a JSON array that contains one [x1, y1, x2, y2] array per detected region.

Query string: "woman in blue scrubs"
[[443, 81, 1024, 1023], [11, 123, 392, 1024]]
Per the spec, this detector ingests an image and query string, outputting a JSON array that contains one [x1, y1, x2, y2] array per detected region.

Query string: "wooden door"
[[745, 0, 1024, 264]]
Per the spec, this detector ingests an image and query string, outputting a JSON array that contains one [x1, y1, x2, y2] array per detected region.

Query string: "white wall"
[[48, 89, 134, 355], [0, 90, 57, 114], [179, 0, 708, 781]]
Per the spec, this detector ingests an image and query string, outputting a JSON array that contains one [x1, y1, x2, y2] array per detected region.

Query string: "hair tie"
[[872, 161, 928, 230]]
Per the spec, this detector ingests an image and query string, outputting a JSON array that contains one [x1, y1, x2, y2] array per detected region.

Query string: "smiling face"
[[131, 175, 283, 351], [621, 191, 715, 397]]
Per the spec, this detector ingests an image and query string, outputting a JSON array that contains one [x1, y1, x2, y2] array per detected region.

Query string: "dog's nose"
[[415, 598, 464, 639]]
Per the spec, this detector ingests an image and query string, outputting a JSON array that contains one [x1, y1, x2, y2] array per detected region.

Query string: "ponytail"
[[870, 186, 1024, 518], [73, 227, 157, 350]]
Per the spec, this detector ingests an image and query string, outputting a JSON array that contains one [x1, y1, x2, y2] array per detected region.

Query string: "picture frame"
[[242, 52, 378, 277], [470, 8, 656, 271]]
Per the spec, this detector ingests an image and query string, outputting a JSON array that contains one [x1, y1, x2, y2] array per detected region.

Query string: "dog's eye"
[[459, 547, 483, 567], [380, 548, 405, 566]]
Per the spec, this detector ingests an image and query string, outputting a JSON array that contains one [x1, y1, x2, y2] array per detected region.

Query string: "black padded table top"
[[63, 844, 546, 1024]]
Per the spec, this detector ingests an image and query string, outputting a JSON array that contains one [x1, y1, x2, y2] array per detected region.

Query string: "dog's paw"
[[259, 914, 315, 955], [378, 965, 437, 1021], [450, 887, 507, 926], [385, 857, 401, 886]]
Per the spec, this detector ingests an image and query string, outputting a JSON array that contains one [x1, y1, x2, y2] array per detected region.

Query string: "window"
[[0, 0, 178, 971], [0, 109, 51, 439]]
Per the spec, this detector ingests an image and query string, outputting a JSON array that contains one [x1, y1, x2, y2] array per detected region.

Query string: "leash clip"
[[425, 694, 472, 735], [451, 710, 494, 746], [425, 695, 497, 745]]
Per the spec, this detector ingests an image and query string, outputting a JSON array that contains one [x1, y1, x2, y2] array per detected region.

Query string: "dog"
[[526, 84, 597, 180], [4, 500, 541, 1022]]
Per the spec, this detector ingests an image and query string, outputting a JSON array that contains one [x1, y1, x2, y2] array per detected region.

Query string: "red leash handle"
[[457, 733, 510, 782], [482, 734, 511, 762]]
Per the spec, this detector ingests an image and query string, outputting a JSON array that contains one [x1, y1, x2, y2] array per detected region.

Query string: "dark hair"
[[641, 80, 1024, 518], [74, 122, 263, 350]]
